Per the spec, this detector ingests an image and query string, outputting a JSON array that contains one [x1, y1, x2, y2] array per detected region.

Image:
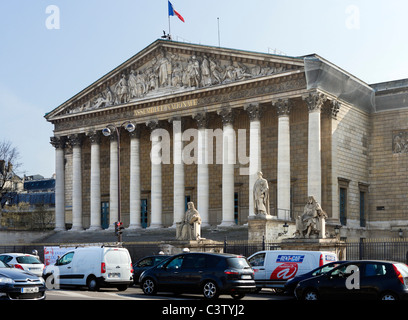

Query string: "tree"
[[0, 140, 22, 207], [0, 139, 22, 172]]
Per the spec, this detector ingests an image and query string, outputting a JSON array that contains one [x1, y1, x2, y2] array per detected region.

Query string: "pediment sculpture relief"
[[65, 49, 289, 115]]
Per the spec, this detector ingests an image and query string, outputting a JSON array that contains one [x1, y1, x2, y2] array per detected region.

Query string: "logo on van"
[[276, 255, 305, 263], [270, 263, 299, 280]]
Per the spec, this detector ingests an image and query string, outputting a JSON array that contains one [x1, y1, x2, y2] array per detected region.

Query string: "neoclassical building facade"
[[45, 40, 408, 239]]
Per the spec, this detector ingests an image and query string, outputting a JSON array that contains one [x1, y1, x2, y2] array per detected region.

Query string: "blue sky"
[[1, 0, 408, 178]]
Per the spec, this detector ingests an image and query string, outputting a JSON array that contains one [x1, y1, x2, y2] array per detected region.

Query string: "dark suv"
[[295, 260, 408, 300], [139, 252, 256, 299]]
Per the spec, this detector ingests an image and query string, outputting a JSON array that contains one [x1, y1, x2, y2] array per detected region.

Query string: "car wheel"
[[380, 292, 398, 300], [142, 278, 157, 295], [87, 276, 100, 291], [231, 293, 245, 300], [203, 281, 219, 299], [303, 289, 319, 300]]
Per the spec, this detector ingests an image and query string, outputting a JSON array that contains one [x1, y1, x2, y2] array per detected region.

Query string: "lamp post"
[[102, 121, 135, 242]]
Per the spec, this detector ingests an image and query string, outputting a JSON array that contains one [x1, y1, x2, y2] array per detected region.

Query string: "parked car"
[[139, 252, 256, 299], [43, 246, 133, 291], [0, 253, 45, 277], [284, 261, 349, 295], [133, 255, 171, 285], [248, 250, 338, 291], [295, 260, 408, 300], [0, 260, 46, 300]]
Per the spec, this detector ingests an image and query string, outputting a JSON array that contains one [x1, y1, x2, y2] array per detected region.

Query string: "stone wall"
[[369, 108, 408, 237]]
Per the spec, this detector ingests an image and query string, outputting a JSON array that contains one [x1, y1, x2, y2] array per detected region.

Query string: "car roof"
[[173, 252, 242, 258], [0, 253, 36, 257]]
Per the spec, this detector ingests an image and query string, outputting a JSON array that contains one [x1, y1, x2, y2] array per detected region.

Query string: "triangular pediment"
[[45, 40, 305, 121]]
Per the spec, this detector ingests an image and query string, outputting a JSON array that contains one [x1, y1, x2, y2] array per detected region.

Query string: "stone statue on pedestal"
[[295, 196, 327, 238], [176, 202, 202, 240], [253, 171, 270, 216]]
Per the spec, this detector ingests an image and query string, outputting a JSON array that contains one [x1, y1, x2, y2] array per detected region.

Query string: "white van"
[[43, 246, 133, 291], [248, 250, 337, 290]]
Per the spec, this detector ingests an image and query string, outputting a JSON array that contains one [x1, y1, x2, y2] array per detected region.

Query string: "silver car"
[[0, 253, 45, 277]]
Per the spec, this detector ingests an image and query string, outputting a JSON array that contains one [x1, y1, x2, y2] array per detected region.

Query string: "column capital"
[[273, 99, 291, 117], [244, 103, 262, 121], [330, 100, 341, 119], [129, 124, 141, 139], [193, 112, 208, 129], [68, 133, 83, 147], [86, 130, 101, 144], [217, 106, 234, 125], [146, 119, 159, 131], [303, 92, 327, 113], [50, 136, 66, 149]]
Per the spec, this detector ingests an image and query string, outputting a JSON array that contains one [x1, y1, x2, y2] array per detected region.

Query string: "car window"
[[249, 253, 265, 267], [364, 263, 387, 277], [166, 256, 184, 270], [312, 263, 343, 276], [227, 257, 251, 269], [0, 255, 12, 264], [58, 252, 74, 265], [331, 263, 359, 277], [182, 255, 206, 269], [16, 256, 42, 264], [138, 257, 154, 267], [153, 256, 168, 265]]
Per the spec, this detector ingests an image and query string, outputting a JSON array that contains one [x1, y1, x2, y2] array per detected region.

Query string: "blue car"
[[284, 261, 348, 295]]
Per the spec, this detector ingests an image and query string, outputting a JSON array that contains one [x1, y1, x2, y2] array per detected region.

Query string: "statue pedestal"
[[159, 239, 223, 255], [280, 238, 347, 260], [248, 215, 296, 241]]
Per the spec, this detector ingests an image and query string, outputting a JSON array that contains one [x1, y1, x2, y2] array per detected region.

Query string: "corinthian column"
[[304, 92, 327, 204], [69, 134, 83, 231], [170, 117, 185, 227], [108, 132, 119, 229], [244, 103, 262, 217], [129, 127, 142, 229], [218, 107, 236, 226], [275, 99, 291, 220], [147, 119, 163, 228], [50, 136, 66, 231], [87, 131, 101, 230], [193, 112, 209, 226]]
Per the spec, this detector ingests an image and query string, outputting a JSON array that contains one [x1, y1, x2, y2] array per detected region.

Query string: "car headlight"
[[0, 277, 14, 285]]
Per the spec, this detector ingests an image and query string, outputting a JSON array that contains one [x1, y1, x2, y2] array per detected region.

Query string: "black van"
[[139, 252, 256, 299]]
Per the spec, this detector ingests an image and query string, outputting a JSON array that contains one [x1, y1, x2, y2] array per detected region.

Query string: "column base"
[[69, 226, 84, 232], [128, 224, 143, 230], [149, 223, 163, 229], [218, 220, 236, 227], [54, 227, 66, 232], [87, 226, 102, 231]]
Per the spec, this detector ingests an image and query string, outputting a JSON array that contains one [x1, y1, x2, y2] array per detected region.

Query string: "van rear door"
[[104, 249, 131, 281]]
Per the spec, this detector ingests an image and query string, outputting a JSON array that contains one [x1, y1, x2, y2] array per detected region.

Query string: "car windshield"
[[227, 257, 251, 269], [312, 263, 344, 276], [0, 261, 9, 268], [16, 256, 42, 264]]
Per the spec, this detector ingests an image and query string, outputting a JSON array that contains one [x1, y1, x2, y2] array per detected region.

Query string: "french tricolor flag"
[[168, 1, 185, 22]]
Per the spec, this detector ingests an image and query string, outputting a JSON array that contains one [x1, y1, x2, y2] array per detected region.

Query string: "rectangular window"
[[339, 187, 347, 226], [359, 191, 366, 227]]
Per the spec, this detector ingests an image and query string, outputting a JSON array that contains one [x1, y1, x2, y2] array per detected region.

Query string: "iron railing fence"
[[1, 238, 408, 264]]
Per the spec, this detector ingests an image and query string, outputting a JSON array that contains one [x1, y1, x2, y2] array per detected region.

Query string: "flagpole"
[[168, 15, 171, 39]]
